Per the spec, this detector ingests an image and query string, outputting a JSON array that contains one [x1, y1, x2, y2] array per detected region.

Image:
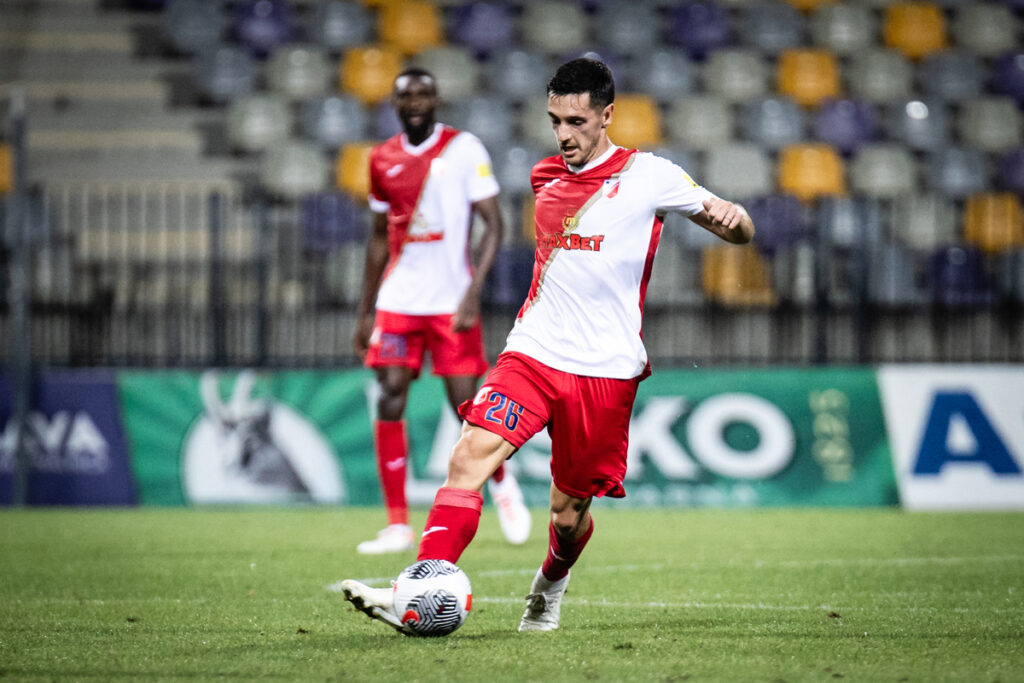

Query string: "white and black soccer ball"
[[392, 560, 472, 637]]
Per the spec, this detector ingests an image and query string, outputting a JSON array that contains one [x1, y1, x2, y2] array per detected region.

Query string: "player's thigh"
[[445, 422, 518, 491], [425, 314, 489, 378], [548, 375, 640, 500]]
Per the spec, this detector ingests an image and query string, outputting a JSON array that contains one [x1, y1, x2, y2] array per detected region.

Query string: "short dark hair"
[[547, 58, 615, 110]]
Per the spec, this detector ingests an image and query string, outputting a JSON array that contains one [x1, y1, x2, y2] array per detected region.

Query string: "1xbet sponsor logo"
[[538, 232, 605, 251]]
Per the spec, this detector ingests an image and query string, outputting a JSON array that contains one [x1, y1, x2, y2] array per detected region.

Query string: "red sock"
[[541, 515, 594, 582], [374, 420, 408, 526], [491, 462, 505, 483], [416, 487, 483, 563]]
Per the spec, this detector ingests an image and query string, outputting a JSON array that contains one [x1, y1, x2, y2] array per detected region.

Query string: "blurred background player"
[[342, 58, 754, 631], [353, 68, 531, 555]]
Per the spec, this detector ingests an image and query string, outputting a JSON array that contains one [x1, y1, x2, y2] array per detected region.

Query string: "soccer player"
[[342, 59, 754, 629], [353, 67, 531, 555]]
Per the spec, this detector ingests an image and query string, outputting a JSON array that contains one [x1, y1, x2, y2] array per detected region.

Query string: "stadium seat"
[[782, 0, 837, 11], [778, 143, 846, 202], [919, 51, 985, 102], [776, 48, 841, 108], [925, 146, 990, 199], [626, 50, 697, 104], [870, 243, 929, 307], [447, 96, 515, 149], [301, 95, 368, 150], [519, 96, 558, 150], [999, 248, 1024, 303], [485, 49, 553, 103], [957, 98, 1023, 153], [886, 99, 949, 151], [702, 245, 775, 306], [410, 47, 479, 101], [664, 96, 733, 152], [646, 236, 704, 306], [378, 1, 444, 55], [743, 194, 807, 254], [595, 4, 661, 57], [310, 0, 373, 54], [521, 1, 587, 54], [492, 144, 544, 197], [809, 3, 875, 56], [162, 0, 222, 55], [813, 98, 876, 155], [849, 144, 917, 199], [704, 144, 772, 199], [739, 2, 803, 54], [371, 101, 402, 139], [848, 48, 912, 103], [667, 2, 731, 59], [233, 0, 292, 58], [226, 94, 292, 153], [963, 193, 1024, 254], [739, 96, 806, 150], [336, 142, 375, 201], [930, 245, 996, 307], [0, 143, 11, 196], [891, 193, 957, 251], [607, 94, 662, 150], [883, 2, 947, 60], [998, 147, 1024, 195], [339, 45, 404, 105], [993, 53, 1024, 107], [260, 140, 328, 200], [301, 191, 366, 251], [818, 196, 884, 252], [652, 145, 703, 183], [450, 1, 515, 56], [704, 49, 769, 102], [194, 44, 256, 104], [484, 246, 535, 307], [267, 44, 330, 100], [952, 3, 1018, 58], [771, 241, 816, 305]]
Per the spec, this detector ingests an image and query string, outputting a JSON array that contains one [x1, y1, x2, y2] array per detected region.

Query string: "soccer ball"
[[392, 559, 472, 637]]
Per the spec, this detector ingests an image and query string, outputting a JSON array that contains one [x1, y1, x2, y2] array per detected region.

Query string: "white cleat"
[[518, 568, 569, 632], [340, 579, 411, 635], [489, 475, 531, 545], [356, 524, 415, 555]]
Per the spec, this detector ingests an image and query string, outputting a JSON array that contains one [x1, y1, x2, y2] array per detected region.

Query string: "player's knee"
[[376, 382, 408, 420], [549, 509, 585, 540]]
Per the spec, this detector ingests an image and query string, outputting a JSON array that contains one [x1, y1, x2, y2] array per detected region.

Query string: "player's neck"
[[403, 122, 436, 147], [568, 138, 616, 173]]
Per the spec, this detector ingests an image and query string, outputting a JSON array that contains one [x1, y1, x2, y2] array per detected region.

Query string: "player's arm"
[[689, 197, 755, 245], [354, 211, 389, 358], [454, 194, 504, 332]]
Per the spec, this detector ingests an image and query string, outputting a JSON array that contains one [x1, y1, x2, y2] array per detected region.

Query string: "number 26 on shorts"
[[483, 391, 524, 432]]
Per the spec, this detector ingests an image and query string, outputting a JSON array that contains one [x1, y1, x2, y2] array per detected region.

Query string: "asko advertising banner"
[[116, 367, 897, 508], [878, 365, 1024, 510]]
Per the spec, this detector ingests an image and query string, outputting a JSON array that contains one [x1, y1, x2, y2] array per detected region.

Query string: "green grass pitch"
[[1, 507, 1022, 682]]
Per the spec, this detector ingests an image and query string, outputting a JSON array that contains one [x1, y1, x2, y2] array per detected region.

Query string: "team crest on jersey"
[[603, 180, 621, 198]]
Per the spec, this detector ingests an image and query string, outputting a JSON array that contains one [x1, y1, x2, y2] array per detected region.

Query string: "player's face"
[[393, 75, 438, 140], [547, 92, 613, 167]]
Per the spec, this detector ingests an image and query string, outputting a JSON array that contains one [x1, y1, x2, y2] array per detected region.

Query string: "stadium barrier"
[[3, 365, 1021, 509]]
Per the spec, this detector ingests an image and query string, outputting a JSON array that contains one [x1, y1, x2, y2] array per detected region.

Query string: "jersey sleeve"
[[645, 154, 715, 217], [455, 133, 500, 203], [367, 147, 390, 214]]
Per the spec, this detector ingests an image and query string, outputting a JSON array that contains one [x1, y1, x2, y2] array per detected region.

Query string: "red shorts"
[[458, 351, 640, 499], [365, 310, 489, 378]]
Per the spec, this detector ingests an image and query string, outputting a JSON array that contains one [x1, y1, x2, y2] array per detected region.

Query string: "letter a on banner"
[[914, 392, 1021, 475]]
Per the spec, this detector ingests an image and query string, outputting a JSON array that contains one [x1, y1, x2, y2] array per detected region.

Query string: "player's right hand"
[[353, 314, 373, 359]]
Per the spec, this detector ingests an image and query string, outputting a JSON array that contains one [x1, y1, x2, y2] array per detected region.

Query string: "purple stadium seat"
[[301, 192, 366, 251], [744, 194, 807, 254], [813, 99, 877, 156], [450, 2, 516, 57], [993, 52, 1024, 107], [372, 102, 402, 140], [998, 147, 1024, 194], [667, 2, 730, 60], [233, 0, 291, 58], [930, 245, 996, 307], [484, 246, 535, 308]]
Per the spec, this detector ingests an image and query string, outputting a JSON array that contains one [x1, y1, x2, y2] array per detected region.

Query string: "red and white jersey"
[[368, 124, 500, 315], [504, 145, 715, 379]]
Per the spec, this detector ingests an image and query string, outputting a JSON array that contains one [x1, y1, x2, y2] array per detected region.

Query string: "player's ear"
[[601, 102, 614, 129]]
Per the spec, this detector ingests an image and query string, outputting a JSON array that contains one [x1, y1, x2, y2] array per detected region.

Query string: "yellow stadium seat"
[[607, 94, 662, 150], [783, 0, 836, 13], [778, 143, 846, 202], [339, 45, 404, 104], [963, 193, 1024, 254], [702, 245, 775, 307], [521, 194, 536, 244], [0, 144, 12, 196], [776, 48, 841, 108], [336, 142, 375, 201], [378, 1, 444, 55], [883, 2, 947, 60]]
